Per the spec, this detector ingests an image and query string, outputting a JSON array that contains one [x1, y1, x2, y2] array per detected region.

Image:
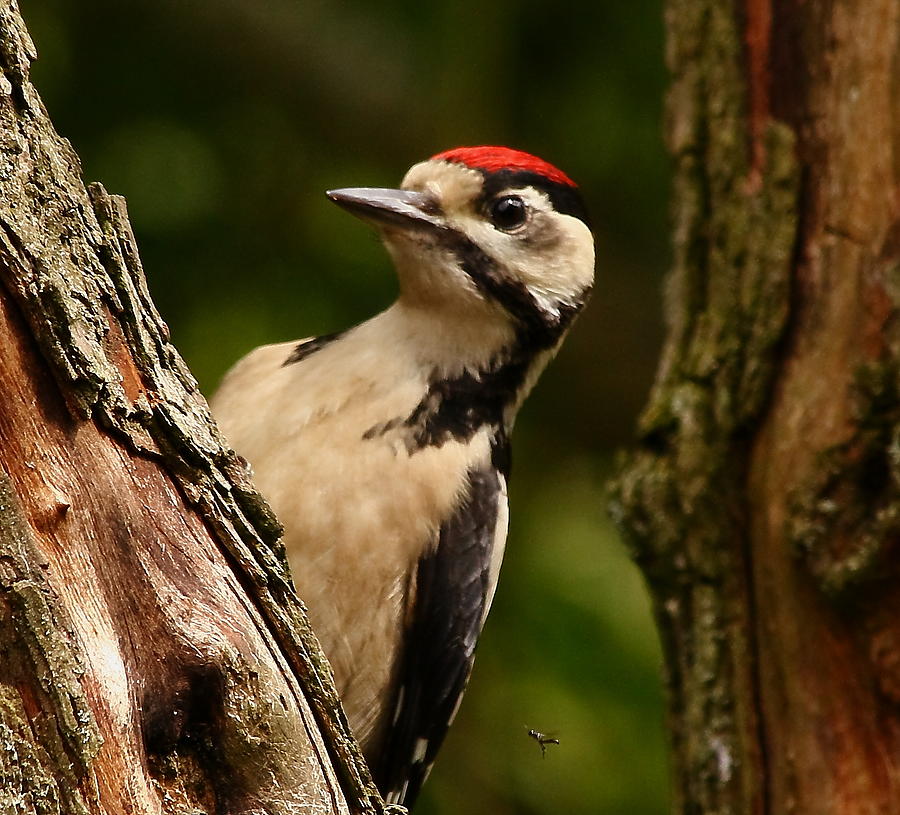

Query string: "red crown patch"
[[431, 146, 577, 188]]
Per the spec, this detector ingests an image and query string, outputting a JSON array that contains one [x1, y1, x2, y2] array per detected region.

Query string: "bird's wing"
[[379, 462, 508, 808]]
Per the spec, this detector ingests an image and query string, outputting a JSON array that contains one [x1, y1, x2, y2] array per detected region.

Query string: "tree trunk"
[[612, 0, 900, 813], [0, 3, 386, 812]]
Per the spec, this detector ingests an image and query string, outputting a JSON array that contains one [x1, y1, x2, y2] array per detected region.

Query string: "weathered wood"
[[0, 1, 385, 812], [612, 0, 900, 812]]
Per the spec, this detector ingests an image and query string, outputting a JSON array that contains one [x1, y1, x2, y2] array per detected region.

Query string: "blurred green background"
[[25, 1, 670, 812]]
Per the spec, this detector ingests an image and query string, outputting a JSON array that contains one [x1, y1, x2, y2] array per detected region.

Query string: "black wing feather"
[[378, 464, 503, 807], [281, 330, 345, 366]]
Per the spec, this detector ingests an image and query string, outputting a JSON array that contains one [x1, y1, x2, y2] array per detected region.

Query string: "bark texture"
[[612, 0, 900, 813], [0, 3, 385, 813]]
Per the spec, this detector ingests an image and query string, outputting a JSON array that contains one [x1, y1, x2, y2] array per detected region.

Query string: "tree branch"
[[0, 1, 386, 811]]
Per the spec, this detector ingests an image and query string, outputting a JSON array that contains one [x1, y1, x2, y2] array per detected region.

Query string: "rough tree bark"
[[0, 3, 387, 813], [612, 0, 900, 813]]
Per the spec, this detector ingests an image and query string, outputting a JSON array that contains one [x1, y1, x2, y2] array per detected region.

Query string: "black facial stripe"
[[491, 429, 511, 479], [446, 232, 552, 344], [282, 330, 345, 366], [479, 169, 591, 227], [440, 229, 585, 350]]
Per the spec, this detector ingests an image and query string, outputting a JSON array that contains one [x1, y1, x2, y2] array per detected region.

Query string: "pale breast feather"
[[379, 460, 508, 808]]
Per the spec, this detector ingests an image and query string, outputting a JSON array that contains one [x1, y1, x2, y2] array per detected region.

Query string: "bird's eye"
[[489, 195, 528, 231]]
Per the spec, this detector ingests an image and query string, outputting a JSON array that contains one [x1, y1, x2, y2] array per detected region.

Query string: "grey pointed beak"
[[326, 187, 443, 231]]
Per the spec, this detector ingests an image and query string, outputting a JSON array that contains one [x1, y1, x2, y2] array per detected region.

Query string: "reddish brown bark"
[[614, 0, 900, 812], [751, 1, 900, 810], [0, 286, 343, 812]]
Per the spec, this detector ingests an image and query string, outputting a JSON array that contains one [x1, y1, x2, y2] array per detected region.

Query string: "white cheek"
[[526, 218, 595, 304], [461, 218, 508, 257]]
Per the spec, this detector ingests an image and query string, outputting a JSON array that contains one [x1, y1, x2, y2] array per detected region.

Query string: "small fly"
[[527, 728, 560, 758]]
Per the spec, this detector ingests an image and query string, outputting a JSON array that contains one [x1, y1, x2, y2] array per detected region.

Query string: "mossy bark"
[[612, 0, 900, 812], [0, 2, 388, 812]]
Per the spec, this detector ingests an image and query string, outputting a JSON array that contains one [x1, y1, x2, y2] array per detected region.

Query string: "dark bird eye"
[[489, 195, 528, 231]]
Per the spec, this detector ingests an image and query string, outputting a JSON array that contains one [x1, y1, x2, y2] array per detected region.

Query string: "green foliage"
[[27, 2, 670, 811]]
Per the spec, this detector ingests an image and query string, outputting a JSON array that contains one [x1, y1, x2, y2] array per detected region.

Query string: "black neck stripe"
[[398, 355, 528, 458]]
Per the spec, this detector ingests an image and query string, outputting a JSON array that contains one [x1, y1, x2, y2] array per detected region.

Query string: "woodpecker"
[[212, 146, 594, 808]]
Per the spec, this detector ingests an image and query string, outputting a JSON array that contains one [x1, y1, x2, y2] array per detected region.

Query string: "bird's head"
[[327, 146, 594, 351]]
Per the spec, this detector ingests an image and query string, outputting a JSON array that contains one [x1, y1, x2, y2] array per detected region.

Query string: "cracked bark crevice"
[[0, 2, 386, 812]]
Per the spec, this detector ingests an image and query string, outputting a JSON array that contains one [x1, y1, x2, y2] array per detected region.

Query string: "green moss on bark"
[[609, 0, 800, 812], [787, 345, 900, 599]]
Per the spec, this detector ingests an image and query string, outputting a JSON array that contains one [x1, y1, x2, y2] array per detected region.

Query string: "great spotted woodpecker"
[[212, 146, 594, 808]]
